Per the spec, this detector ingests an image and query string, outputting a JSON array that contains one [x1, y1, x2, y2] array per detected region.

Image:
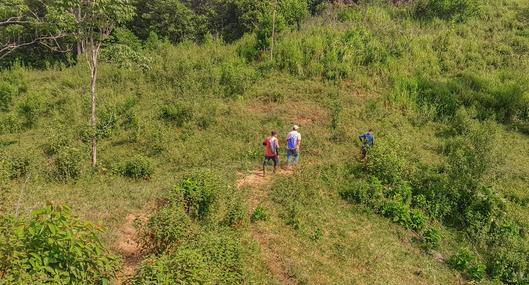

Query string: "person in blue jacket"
[[359, 129, 375, 160]]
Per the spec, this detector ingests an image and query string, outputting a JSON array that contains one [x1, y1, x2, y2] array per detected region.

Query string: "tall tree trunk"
[[270, 7, 276, 61], [88, 42, 99, 168]]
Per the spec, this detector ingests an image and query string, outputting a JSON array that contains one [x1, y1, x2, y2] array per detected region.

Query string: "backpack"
[[287, 133, 298, 149]]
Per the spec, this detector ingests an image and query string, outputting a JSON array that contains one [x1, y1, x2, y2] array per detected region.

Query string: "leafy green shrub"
[[0, 81, 16, 111], [415, 74, 529, 124], [160, 103, 194, 127], [220, 58, 256, 98], [251, 205, 270, 223], [487, 246, 529, 284], [421, 227, 441, 250], [339, 176, 384, 208], [117, 155, 154, 180], [222, 197, 246, 227], [44, 129, 72, 157], [134, 249, 212, 285], [387, 183, 413, 206], [173, 170, 224, 221], [0, 113, 22, 134], [0, 149, 32, 180], [381, 200, 427, 231], [0, 204, 120, 284], [448, 247, 486, 281], [236, 34, 259, 62], [134, 231, 243, 284], [409, 208, 428, 231], [18, 95, 43, 128], [192, 232, 244, 283], [415, 0, 480, 22], [366, 141, 406, 185], [53, 147, 82, 182], [381, 200, 410, 227], [140, 205, 196, 254]]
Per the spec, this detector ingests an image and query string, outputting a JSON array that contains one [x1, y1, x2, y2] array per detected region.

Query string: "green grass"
[[2, 0, 529, 284]]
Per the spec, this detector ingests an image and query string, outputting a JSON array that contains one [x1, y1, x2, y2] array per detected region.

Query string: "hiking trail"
[[237, 169, 298, 285], [114, 211, 148, 285]]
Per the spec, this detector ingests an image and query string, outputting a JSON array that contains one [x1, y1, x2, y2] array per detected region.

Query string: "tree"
[[0, 0, 76, 62], [75, 0, 135, 167], [0, 0, 135, 167], [280, 0, 309, 31]]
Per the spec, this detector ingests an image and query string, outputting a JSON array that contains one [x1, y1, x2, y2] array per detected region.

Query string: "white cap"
[[293, 125, 299, 130]]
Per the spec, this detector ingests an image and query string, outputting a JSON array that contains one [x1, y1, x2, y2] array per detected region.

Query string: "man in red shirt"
[[263, 131, 280, 176]]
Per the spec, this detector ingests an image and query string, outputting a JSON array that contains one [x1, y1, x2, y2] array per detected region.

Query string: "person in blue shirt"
[[359, 129, 375, 160]]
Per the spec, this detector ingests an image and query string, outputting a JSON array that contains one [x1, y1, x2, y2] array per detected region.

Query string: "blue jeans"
[[287, 149, 300, 165]]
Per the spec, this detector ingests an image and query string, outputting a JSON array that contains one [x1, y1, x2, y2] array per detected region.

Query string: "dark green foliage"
[[134, 248, 213, 285], [415, 0, 480, 22], [134, 231, 243, 284], [53, 147, 82, 182], [0, 205, 120, 284], [414, 74, 529, 124], [381, 200, 427, 231], [18, 95, 43, 128], [487, 245, 529, 284], [421, 226, 441, 250], [448, 248, 486, 281], [160, 103, 194, 127], [339, 176, 384, 208], [222, 196, 246, 227], [366, 140, 406, 185], [220, 58, 256, 98], [0, 149, 32, 180], [0, 69, 27, 112], [140, 205, 196, 254], [251, 205, 270, 223], [116, 155, 154, 180], [173, 171, 223, 221]]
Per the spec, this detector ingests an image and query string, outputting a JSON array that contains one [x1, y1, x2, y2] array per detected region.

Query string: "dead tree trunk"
[[87, 39, 100, 168]]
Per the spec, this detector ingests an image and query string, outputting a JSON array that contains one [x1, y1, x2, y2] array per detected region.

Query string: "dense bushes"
[[274, 28, 390, 79], [172, 171, 223, 222], [340, 114, 529, 283], [134, 232, 243, 285], [0, 205, 119, 284], [415, 0, 480, 22], [112, 155, 154, 180], [0, 149, 32, 180], [411, 73, 529, 124], [134, 170, 246, 284], [448, 248, 486, 281], [140, 206, 196, 254], [53, 147, 82, 182]]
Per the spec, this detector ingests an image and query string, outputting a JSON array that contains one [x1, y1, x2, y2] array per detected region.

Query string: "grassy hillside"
[[1, 0, 529, 284]]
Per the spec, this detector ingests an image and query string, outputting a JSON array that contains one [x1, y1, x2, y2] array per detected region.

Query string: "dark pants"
[[361, 145, 371, 160], [263, 156, 279, 174]]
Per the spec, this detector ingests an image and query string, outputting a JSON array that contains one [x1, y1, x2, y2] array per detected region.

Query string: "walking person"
[[263, 131, 280, 176], [359, 129, 375, 160], [286, 125, 302, 168]]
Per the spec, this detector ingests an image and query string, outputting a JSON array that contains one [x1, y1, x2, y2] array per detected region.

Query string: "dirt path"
[[114, 212, 148, 285], [238, 169, 298, 285]]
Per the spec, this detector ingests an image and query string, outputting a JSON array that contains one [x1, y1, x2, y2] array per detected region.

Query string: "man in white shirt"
[[286, 125, 301, 168]]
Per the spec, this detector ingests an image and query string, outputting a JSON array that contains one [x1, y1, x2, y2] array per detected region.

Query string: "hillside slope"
[[2, 1, 529, 284]]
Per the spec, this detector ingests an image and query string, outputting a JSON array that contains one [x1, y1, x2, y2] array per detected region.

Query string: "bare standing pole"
[[270, 1, 277, 61]]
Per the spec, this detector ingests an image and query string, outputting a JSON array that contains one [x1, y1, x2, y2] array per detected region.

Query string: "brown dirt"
[[114, 211, 149, 285], [238, 169, 298, 285]]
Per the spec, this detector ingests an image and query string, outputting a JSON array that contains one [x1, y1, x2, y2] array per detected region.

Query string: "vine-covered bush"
[[0, 205, 120, 284]]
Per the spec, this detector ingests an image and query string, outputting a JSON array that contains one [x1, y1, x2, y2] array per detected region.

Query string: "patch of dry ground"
[[114, 211, 149, 284]]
